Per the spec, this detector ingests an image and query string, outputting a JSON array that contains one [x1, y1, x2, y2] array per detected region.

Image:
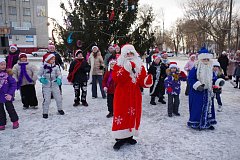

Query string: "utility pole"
[[236, 21, 240, 50], [227, 0, 233, 52]]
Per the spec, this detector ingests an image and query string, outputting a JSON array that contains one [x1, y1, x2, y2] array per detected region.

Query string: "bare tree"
[[183, 0, 237, 54]]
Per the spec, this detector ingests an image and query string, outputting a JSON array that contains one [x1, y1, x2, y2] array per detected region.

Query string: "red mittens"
[[145, 74, 153, 86], [179, 71, 187, 78], [167, 87, 173, 93]]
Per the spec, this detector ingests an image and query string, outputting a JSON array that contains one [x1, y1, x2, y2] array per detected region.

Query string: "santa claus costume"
[[111, 44, 153, 150], [187, 47, 224, 130]]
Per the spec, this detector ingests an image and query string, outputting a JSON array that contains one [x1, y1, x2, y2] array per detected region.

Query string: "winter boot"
[[208, 126, 215, 130], [13, 121, 19, 129], [150, 96, 156, 105], [0, 125, 5, 130], [23, 105, 29, 110], [73, 102, 80, 107], [106, 112, 113, 118], [126, 136, 137, 145], [58, 110, 65, 115], [82, 101, 88, 107], [30, 106, 38, 109], [217, 105, 223, 112], [158, 98, 166, 104], [173, 112, 181, 116], [168, 113, 173, 117], [113, 139, 126, 150], [43, 114, 48, 119]]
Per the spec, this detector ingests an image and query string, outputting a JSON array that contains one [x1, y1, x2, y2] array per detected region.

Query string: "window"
[[22, 21, 31, 28], [23, 8, 31, 16], [8, 6, 17, 15], [11, 21, 18, 27], [0, 6, 2, 14]]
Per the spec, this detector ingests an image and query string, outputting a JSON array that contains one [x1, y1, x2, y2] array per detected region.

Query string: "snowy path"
[[0, 56, 240, 160]]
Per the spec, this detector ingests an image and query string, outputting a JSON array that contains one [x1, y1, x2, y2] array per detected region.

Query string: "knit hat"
[[153, 54, 161, 61], [10, 44, 17, 50], [42, 53, 55, 62], [0, 58, 5, 63], [108, 59, 117, 70], [198, 47, 213, 60], [213, 61, 220, 67], [75, 49, 83, 57], [108, 45, 115, 51], [169, 62, 178, 69], [92, 46, 99, 51], [19, 53, 27, 59]]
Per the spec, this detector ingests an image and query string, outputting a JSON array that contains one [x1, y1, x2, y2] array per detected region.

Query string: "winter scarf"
[[67, 59, 83, 82], [7, 53, 18, 69], [44, 64, 56, 73], [17, 62, 33, 89], [106, 70, 113, 87]]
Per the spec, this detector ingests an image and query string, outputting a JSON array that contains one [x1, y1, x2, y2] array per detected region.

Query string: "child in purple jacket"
[[164, 62, 187, 117], [0, 58, 19, 130]]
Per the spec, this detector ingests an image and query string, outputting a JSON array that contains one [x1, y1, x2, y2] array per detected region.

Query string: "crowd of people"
[[0, 43, 239, 151]]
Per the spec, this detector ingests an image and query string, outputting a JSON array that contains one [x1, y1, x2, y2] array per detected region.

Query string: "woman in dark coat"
[[218, 51, 229, 77]]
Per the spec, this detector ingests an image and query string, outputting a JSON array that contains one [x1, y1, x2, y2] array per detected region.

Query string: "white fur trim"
[[198, 53, 213, 60], [10, 45, 17, 50], [121, 44, 139, 57], [112, 128, 139, 139], [169, 64, 178, 69], [144, 75, 153, 87], [0, 58, 6, 63], [45, 54, 55, 62], [215, 78, 225, 87], [193, 81, 202, 90]]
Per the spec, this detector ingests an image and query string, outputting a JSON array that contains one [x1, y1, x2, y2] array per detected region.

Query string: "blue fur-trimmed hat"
[[198, 47, 213, 60]]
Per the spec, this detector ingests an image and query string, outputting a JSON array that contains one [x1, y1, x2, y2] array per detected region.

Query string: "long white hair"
[[195, 60, 213, 90]]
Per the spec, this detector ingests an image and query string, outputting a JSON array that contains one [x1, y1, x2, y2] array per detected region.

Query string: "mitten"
[[103, 87, 108, 92], [144, 74, 153, 86], [99, 65, 104, 70], [197, 84, 205, 91], [56, 78, 62, 86], [39, 77, 48, 85], [167, 87, 173, 93], [179, 71, 187, 79]]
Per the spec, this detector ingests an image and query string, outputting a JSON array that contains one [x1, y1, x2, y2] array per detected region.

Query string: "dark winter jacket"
[[234, 65, 240, 77], [68, 58, 91, 83], [0, 70, 17, 103], [148, 61, 168, 96], [6, 50, 20, 69], [102, 70, 115, 94], [218, 55, 229, 69]]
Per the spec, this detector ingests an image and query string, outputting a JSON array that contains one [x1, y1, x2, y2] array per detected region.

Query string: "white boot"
[[217, 105, 223, 112]]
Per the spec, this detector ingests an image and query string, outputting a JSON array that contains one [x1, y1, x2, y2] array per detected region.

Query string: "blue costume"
[[187, 67, 217, 129]]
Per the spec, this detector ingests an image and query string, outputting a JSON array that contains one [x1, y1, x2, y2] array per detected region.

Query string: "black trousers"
[[168, 94, 180, 114], [236, 76, 240, 88], [107, 94, 114, 113], [20, 84, 38, 107], [0, 102, 19, 126], [185, 80, 190, 95], [73, 82, 87, 103]]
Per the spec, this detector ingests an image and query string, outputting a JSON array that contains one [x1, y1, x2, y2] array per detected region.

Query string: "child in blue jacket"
[[164, 62, 187, 117]]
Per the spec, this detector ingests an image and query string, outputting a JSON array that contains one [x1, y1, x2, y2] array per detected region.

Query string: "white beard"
[[196, 61, 213, 90], [117, 55, 142, 83]]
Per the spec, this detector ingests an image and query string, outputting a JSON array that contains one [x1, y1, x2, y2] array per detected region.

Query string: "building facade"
[[0, 0, 48, 54]]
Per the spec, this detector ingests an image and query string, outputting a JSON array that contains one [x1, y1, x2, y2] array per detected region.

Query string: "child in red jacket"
[[102, 59, 117, 118]]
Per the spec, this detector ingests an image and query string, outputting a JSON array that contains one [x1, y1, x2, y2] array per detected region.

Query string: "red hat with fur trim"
[[10, 44, 17, 50], [169, 62, 178, 68], [42, 53, 55, 62], [19, 53, 27, 59]]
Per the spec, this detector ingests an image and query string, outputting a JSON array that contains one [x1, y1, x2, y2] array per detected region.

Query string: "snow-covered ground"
[[0, 56, 240, 160]]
